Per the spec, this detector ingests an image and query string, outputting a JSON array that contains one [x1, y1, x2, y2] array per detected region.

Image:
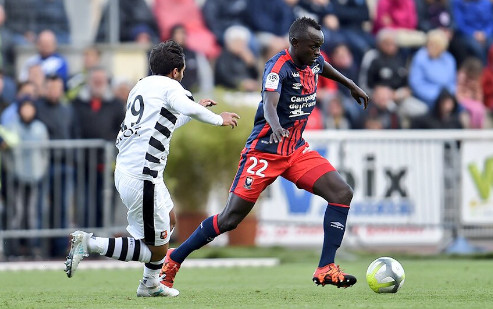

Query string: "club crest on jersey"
[[244, 176, 254, 190], [312, 64, 320, 74], [160, 230, 168, 239], [292, 83, 302, 90], [265, 72, 279, 89]]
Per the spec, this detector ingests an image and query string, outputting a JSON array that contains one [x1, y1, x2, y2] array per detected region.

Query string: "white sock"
[[143, 257, 166, 287], [88, 236, 151, 262]]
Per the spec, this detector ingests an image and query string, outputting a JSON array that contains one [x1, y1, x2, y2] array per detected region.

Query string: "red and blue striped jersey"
[[245, 49, 325, 155]]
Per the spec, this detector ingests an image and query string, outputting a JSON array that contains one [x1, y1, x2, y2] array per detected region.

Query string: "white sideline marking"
[[0, 258, 280, 271]]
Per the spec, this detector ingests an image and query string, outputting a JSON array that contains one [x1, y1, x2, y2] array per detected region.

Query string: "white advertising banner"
[[461, 141, 493, 224], [257, 139, 444, 246]]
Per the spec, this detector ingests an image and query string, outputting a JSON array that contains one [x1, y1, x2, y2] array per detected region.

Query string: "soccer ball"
[[366, 257, 405, 293]]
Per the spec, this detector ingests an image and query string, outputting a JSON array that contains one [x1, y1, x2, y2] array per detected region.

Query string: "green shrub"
[[165, 94, 257, 212]]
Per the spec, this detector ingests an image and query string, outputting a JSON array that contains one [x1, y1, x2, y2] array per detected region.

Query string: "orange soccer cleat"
[[159, 248, 181, 288], [313, 263, 357, 288]]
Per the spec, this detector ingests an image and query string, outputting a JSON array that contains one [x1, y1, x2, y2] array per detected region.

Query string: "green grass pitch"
[[1, 251, 492, 309]]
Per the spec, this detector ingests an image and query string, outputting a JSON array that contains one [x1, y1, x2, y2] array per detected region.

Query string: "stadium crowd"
[[0, 0, 492, 259]]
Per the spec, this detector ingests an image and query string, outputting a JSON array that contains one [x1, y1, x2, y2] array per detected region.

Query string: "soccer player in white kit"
[[64, 40, 240, 297]]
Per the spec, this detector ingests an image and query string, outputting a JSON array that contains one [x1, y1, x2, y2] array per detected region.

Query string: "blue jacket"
[[245, 0, 295, 36], [408, 47, 456, 108], [452, 0, 493, 37]]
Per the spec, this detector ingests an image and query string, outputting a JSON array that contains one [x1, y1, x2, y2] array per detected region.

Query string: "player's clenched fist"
[[220, 112, 240, 128]]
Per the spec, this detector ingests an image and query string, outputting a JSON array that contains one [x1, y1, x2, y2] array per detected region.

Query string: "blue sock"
[[170, 215, 220, 264], [318, 203, 349, 267]]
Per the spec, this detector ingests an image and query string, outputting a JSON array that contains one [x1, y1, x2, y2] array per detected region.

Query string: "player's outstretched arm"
[[321, 61, 369, 109], [264, 91, 289, 143]]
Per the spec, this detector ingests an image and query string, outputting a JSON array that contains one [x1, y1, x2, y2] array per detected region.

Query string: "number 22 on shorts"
[[246, 157, 268, 177]]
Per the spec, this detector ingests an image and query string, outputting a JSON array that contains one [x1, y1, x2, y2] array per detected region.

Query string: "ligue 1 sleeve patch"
[[265, 72, 280, 89]]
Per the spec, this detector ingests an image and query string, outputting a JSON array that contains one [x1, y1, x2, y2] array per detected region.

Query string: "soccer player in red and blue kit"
[[161, 17, 369, 289]]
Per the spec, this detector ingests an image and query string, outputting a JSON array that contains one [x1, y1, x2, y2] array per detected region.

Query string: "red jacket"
[[373, 0, 418, 34]]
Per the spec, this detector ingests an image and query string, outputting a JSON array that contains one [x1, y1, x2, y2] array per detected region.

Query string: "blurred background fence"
[[1, 130, 492, 260]]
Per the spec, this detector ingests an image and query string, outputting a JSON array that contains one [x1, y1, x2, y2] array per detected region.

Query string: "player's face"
[[293, 27, 323, 66], [172, 65, 186, 82]]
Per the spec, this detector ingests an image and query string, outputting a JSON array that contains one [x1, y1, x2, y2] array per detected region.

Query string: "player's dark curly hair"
[[288, 17, 322, 41], [149, 40, 185, 76]]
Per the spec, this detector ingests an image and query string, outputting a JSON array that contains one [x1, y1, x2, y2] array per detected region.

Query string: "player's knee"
[[336, 185, 353, 205], [218, 216, 241, 232]]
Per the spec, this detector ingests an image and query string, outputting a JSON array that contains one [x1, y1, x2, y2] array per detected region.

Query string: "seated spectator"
[[214, 26, 260, 92], [19, 30, 69, 85], [364, 85, 401, 129], [66, 46, 102, 101], [373, 0, 426, 47], [170, 24, 213, 93], [482, 44, 493, 122], [245, 0, 295, 59], [1, 81, 37, 127], [4, 97, 49, 257], [4, 0, 70, 44], [154, 0, 221, 59], [452, 0, 493, 64], [409, 29, 456, 109], [411, 88, 466, 129], [202, 0, 250, 46], [329, 43, 363, 128], [332, 0, 374, 63], [456, 57, 486, 128], [96, 0, 159, 44], [361, 29, 427, 124], [416, 0, 452, 33], [0, 5, 16, 77], [324, 95, 351, 130], [34, 0, 70, 44]]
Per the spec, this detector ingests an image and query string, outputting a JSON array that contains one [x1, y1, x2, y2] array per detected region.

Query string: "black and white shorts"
[[115, 168, 173, 246]]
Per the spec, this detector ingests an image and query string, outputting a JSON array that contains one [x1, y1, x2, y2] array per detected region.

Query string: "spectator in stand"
[[372, 0, 426, 47], [35, 75, 77, 257], [4, 98, 48, 257], [19, 30, 69, 85], [411, 88, 466, 129], [214, 26, 260, 92], [361, 29, 427, 125], [245, 0, 296, 59], [0, 5, 16, 77], [202, 0, 250, 46], [332, 0, 374, 63], [71, 67, 125, 227], [96, 0, 159, 44], [154, 0, 221, 59], [4, 0, 70, 44], [416, 0, 452, 33], [112, 77, 134, 105], [295, 0, 344, 54], [452, 0, 493, 64], [364, 85, 401, 129], [324, 95, 351, 129], [1, 81, 37, 127], [456, 57, 486, 128], [409, 29, 456, 110], [169, 24, 213, 93], [4, 0, 36, 44], [482, 44, 493, 123], [34, 0, 70, 44], [329, 43, 363, 128], [0, 71, 17, 113], [66, 46, 102, 101]]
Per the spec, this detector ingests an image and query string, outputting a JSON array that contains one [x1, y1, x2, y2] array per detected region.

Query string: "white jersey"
[[115, 75, 223, 180]]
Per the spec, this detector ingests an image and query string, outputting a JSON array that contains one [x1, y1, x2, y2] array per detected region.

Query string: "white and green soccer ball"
[[366, 257, 405, 293]]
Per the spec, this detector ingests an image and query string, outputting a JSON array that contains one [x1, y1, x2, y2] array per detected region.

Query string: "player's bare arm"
[[321, 61, 369, 109], [263, 91, 289, 143]]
